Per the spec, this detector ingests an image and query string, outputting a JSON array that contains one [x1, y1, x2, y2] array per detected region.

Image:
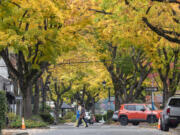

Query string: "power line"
[[56, 60, 111, 65]]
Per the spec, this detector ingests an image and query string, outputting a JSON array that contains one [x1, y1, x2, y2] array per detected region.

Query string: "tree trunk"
[[163, 81, 169, 107], [33, 80, 40, 115], [41, 76, 50, 112], [22, 85, 32, 119], [115, 89, 120, 111], [91, 98, 95, 114], [54, 102, 60, 125]]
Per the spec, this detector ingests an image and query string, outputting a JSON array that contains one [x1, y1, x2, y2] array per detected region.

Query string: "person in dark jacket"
[[77, 104, 88, 127]]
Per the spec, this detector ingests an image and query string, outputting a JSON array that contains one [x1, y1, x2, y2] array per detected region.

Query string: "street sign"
[[145, 87, 158, 92], [15, 96, 23, 100]]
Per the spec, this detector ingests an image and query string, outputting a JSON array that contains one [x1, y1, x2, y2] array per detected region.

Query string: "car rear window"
[[124, 105, 136, 111], [169, 98, 180, 107]]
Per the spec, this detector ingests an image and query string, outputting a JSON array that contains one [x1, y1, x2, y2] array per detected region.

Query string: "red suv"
[[118, 103, 162, 126]]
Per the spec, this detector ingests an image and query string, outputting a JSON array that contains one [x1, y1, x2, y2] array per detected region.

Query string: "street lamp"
[[102, 81, 106, 88], [102, 81, 111, 102]]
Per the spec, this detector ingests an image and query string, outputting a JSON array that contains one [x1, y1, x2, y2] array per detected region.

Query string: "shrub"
[[59, 117, 66, 123], [103, 114, 107, 121], [63, 111, 75, 120], [107, 110, 114, 120], [7, 113, 19, 122], [95, 114, 102, 122], [9, 119, 47, 128], [0, 91, 7, 130], [39, 112, 54, 124], [39, 105, 52, 112], [70, 115, 76, 122], [31, 115, 44, 122]]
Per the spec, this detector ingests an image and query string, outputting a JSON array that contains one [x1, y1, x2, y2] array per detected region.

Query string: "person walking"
[[75, 103, 81, 127], [77, 104, 88, 127], [74, 108, 80, 127]]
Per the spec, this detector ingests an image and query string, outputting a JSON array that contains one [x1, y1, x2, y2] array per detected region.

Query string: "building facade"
[[0, 58, 16, 113]]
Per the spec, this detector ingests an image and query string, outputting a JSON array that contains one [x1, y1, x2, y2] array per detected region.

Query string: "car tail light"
[[167, 108, 170, 115]]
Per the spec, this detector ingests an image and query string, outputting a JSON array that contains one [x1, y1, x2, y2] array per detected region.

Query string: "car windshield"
[[114, 111, 118, 114], [146, 104, 158, 110]]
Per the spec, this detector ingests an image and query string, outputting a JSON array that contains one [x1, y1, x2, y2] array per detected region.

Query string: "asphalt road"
[[25, 124, 171, 135]]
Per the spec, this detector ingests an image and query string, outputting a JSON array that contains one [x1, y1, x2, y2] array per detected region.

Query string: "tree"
[[82, 0, 180, 109], [0, 0, 62, 118], [145, 43, 180, 106], [49, 77, 72, 124], [0, 0, 91, 118]]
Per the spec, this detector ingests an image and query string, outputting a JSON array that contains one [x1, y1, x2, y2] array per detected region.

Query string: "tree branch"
[[88, 9, 112, 15], [151, 0, 180, 4], [142, 17, 180, 44]]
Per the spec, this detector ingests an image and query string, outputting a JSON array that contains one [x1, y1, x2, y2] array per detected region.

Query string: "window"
[[146, 104, 158, 110], [169, 98, 180, 107], [124, 105, 136, 111], [136, 105, 145, 111]]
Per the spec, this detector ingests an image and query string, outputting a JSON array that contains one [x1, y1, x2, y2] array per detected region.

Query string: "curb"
[[13, 133, 28, 135], [2, 131, 29, 135]]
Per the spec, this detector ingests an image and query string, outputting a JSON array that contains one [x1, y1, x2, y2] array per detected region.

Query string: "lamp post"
[[108, 87, 111, 110], [102, 81, 109, 121], [80, 90, 83, 105]]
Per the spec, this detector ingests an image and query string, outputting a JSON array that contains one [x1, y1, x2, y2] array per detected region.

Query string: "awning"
[[61, 102, 73, 109]]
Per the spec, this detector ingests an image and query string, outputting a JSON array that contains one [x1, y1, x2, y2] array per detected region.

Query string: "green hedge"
[[95, 114, 102, 122], [9, 119, 47, 128], [39, 112, 54, 124], [0, 91, 7, 130], [58, 117, 66, 123], [7, 113, 19, 122], [107, 110, 114, 120], [63, 111, 75, 120]]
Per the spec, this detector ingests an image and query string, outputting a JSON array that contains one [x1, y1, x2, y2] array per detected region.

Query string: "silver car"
[[160, 96, 180, 131]]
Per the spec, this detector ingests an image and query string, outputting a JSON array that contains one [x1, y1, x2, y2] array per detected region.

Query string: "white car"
[[85, 112, 91, 120], [112, 111, 119, 122], [85, 112, 94, 124]]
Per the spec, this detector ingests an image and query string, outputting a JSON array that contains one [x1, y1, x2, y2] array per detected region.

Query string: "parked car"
[[112, 111, 119, 122], [118, 103, 162, 126], [160, 96, 180, 131], [85, 112, 94, 124]]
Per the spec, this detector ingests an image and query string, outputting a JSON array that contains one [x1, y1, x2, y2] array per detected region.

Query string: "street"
[[9, 124, 177, 135]]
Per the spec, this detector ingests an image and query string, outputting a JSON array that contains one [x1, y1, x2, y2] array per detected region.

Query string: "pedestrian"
[[77, 104, 88, 127], [74, 104, 81, 127]]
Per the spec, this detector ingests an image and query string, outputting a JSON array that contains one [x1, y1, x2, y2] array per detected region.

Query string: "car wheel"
[[170, 123, 178, 128], [162, 120, 169, 131], [132, 122, 139, 126], [160, 119, 163, 130], [147, 115, 157, 123], [119, 116, 128, 126]]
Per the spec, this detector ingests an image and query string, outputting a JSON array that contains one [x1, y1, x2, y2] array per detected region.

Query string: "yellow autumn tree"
[[0, 0, 93, 118]]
